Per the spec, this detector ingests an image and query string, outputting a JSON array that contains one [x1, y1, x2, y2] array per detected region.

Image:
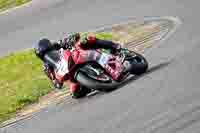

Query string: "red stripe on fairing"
[[63, 50, 71, 60], [76, 50, 89, 64], [72, 49, 99, 64]]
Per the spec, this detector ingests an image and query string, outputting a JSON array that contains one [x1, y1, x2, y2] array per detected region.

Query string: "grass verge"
[[0, 49, 52, 123], [0, 33, 113, 123], [0, 0, 31, 12]]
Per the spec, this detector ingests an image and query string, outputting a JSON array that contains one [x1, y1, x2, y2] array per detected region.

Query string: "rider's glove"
[[111, 43, 122, 55]]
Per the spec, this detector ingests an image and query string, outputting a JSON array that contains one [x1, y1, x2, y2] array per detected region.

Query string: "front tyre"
[[126, 52, 148, 75]]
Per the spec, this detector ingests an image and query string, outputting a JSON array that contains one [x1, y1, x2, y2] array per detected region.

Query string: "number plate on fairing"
[[56, 57, 69, 76]]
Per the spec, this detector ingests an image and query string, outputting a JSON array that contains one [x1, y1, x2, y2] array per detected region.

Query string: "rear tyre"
[[74, 65, 120, 92]]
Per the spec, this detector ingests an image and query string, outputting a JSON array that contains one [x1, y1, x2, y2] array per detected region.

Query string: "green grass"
[[0, 49, 52, 123], [81, 32, 113, 40], [0, 33, 113, 123], [0, 0, 31, 12]]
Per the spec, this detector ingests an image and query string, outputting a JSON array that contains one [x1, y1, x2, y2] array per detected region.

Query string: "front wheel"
[[125, 52, 148, 75]]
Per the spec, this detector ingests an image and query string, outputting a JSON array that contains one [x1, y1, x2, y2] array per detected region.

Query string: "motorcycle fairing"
[[71, 49, 124, 80], [54, 49, 72, 81]]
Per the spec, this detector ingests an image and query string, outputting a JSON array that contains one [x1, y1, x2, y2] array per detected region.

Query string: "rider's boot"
[[69, 81, 92, 99], [53, 80, 64, 89]]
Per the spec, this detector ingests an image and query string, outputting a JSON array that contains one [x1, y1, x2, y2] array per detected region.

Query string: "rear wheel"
[[74, 64, 119, 92]]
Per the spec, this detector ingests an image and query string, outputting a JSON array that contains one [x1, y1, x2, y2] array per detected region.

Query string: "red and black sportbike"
[[44, 45, 148, 94]]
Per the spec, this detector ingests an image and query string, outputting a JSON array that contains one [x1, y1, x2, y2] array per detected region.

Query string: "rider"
[[34, 32, 122, 98]]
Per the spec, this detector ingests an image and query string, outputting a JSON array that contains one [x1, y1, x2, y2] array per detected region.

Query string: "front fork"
[[106, 49, 136, 81]]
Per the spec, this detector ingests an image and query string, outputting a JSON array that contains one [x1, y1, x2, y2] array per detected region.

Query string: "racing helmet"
[[34, 38, 52, 59], [64, 32, 81, 48]]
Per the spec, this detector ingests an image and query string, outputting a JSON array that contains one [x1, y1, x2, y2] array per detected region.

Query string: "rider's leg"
[[43, 62, 64, 89], [43, 62, 55, 80]]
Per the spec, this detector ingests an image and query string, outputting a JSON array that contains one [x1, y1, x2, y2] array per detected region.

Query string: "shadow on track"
[[86, 61, 172, 99], [119, 61, 171, 88]]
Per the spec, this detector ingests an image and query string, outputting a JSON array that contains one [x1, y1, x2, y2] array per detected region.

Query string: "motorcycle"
[[43, 45, 148, 97]]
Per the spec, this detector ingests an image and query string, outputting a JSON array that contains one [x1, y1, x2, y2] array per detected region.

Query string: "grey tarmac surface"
[[1, 0, 200, 133]]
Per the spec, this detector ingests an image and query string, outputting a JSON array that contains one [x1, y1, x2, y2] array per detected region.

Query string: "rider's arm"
[[81, 34, 121, 52], [94, 39, 121, 50]]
